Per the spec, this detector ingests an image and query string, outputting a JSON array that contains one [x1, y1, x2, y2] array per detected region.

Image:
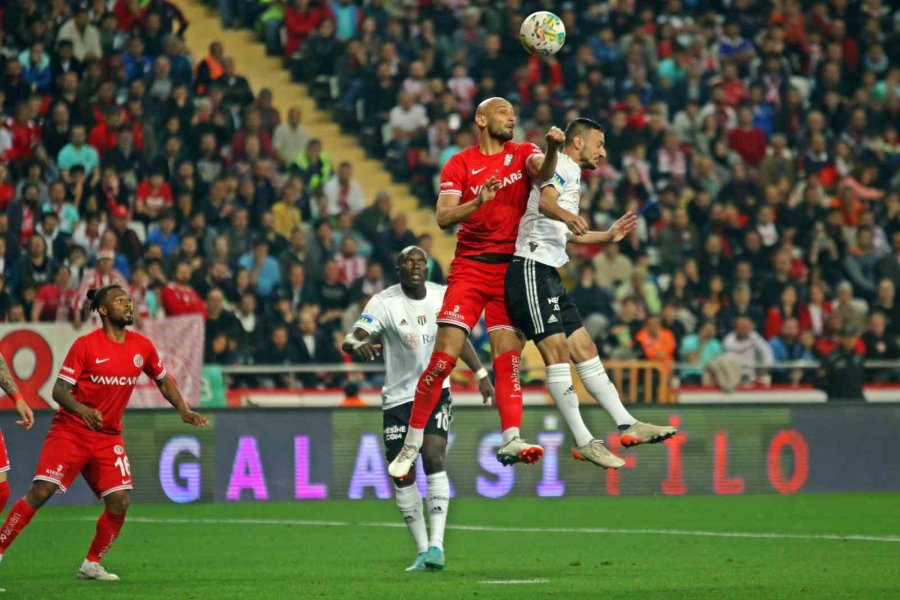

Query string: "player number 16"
[[114, 456, 132, 477]]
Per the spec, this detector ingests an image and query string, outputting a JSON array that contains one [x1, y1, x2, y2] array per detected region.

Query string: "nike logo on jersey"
[[471, 167, 486, 175], [96, 358, 111, 364]]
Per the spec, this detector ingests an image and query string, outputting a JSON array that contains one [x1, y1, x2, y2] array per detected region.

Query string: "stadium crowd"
[[1, 0, 898, 393]]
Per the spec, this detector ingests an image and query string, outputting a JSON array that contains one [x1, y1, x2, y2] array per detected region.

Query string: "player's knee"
[[421, 450, 444, 475], [105, 491, 130, 514], [26, 481, 58, 508]]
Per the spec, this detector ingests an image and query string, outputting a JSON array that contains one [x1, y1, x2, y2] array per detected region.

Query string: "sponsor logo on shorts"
[[133, 354, 143, 368], [384, 424, 406, 442], [44, 464, 65, 479], [114, 445, 125, 456], [90, 375, 141, 386]]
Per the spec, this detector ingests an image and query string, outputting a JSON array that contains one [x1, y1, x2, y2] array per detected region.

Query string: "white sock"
[[547, 363, 594, 447], [576, 357, 636, 427], [501, 427, 520, 445], [426, 472, 450, 551], [394, 483, 428, 553], [405, 426, 424, 449]]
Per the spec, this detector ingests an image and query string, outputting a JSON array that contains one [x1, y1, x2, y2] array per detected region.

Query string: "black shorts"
[[505, 256, 584, 342], [382, 389, 452, 462]]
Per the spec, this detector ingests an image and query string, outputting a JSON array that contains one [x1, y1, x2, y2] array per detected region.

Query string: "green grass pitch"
[[2, 493, 898, 599]]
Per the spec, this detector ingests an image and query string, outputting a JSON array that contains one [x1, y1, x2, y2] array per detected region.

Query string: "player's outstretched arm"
[[52, 378, 102, 430], [459, 339, 494, 406], [537, 185, 588, 235], [0, 354, 33, 430], [342, 328, 382, 361], [569, 212, 638, 245], [527, 126, 565, 183], [155, 375, 208, 427]]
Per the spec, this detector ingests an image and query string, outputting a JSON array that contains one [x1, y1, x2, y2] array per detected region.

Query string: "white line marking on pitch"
[[43, 516, 900, 544], [479, 579, 550, 585]]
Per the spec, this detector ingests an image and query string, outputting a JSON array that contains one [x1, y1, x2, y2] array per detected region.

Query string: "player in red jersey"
[[0, 285, 207, 583], [0, 353, 35, 535], [389, 97, 565, 479]]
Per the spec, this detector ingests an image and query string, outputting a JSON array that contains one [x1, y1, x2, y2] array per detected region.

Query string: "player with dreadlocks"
[[0, 285, 207, 585]]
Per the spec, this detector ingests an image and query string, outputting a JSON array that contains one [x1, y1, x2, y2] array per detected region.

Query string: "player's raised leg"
[[388, 325, 467, 479], [79, 489, 128, 581], [485, 267, 544, 466], [568, 328, 676, 446]]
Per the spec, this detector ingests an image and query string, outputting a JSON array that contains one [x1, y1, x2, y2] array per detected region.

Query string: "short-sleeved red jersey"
[[56, 328, 167, 434], [439, 141, 543, 256]]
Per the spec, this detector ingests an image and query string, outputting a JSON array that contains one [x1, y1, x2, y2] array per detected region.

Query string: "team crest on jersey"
[[133, 354, 143, 368], [417, 315, 427, 326], [114, 445, 124, 456], [402, 333, 419, 349], [504, 153, 513, 166]]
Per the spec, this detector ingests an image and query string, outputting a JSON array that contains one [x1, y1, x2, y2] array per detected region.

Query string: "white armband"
[[475, 367, 488, 380]]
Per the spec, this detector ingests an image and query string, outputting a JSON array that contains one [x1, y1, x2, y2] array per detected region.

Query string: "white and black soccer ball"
[[519, 11, 566, 56]]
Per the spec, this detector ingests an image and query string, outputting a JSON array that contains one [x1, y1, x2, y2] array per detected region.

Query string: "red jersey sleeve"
[[520, 141, 544, 176], [58, 336, 87, 386], [438, 154, 466, 197], [143, 339, 167, 381]]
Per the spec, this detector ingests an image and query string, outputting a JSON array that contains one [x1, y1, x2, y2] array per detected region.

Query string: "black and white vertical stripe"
[[524, 259, 544, 335]]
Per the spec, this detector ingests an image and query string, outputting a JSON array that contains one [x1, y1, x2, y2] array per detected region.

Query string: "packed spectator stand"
[[1, 0, 898, 397]]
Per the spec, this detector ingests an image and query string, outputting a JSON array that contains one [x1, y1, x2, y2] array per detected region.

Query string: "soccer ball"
[[519, 11, 566, 56]]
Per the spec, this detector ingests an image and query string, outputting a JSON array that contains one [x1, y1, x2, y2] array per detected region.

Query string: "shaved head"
[[474, 96, 515, 142], [475, 97, 512, 117]]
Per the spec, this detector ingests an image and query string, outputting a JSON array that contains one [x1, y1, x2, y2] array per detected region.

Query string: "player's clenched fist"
[[545, 126, 565, 148]]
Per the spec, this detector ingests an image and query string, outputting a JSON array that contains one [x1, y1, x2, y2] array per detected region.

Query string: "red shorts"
[[0, 429, 9, 474], [33, 425, 133, 498], [438, 256, 520, 334]]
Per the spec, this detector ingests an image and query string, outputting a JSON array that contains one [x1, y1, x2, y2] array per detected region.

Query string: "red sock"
[[0, 499, 36, 555], [408, 352, 455, 429], [0, 481, 9, 512], [86, 509, 126, 563], [493, 351, 523, 431]]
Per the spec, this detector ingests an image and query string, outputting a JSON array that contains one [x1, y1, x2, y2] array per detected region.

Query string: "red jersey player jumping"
[[389, 97, 565, 479], [0, 284, 207, 583]]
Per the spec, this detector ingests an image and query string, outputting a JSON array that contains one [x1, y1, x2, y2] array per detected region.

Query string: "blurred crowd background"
[[0, 0, 897, 392]]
